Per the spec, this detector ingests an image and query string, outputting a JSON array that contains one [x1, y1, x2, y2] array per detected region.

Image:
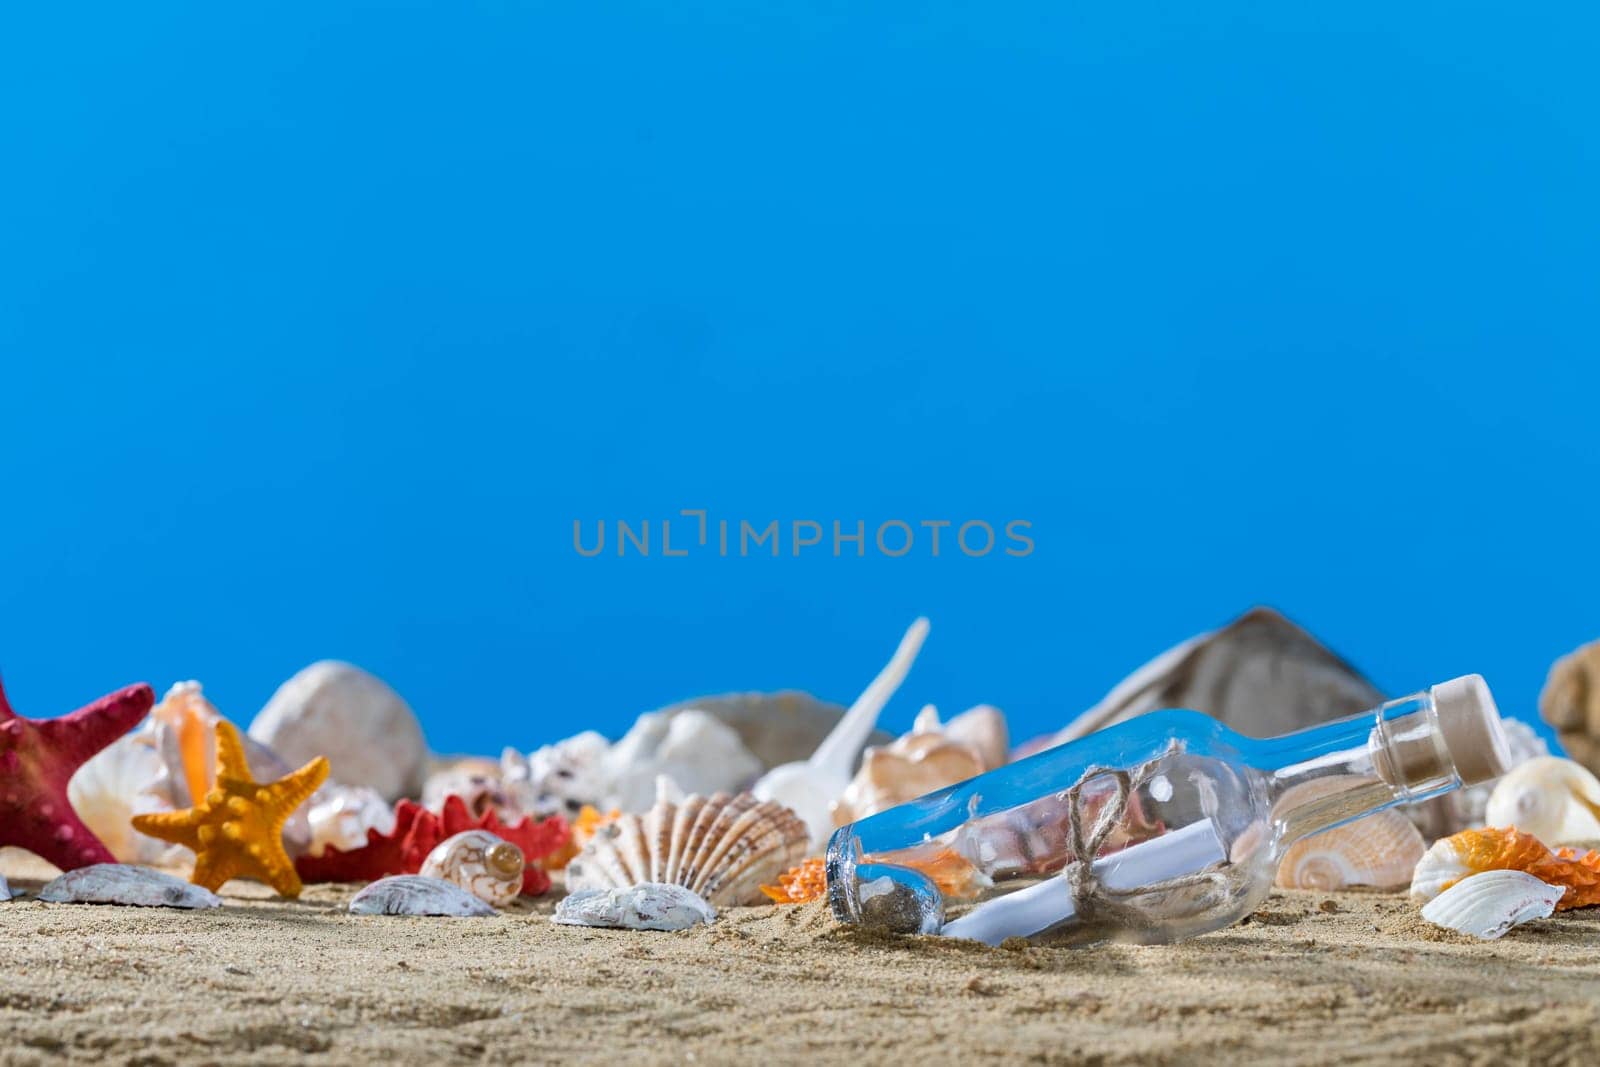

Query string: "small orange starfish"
[[133, 720, 328, 898]]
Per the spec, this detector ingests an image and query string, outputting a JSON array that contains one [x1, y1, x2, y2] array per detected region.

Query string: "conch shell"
[[1419, 869, 1564, 940], [419, 830, 524, 907], [1273, 776, 1426, 890], [1484, 757, 1600, 845], [831, 704, 1008, 825], [1409, 826, 1600, 909], [564, 784, 808, 907]]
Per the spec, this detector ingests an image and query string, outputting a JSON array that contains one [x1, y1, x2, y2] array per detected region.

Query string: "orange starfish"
[[133, 720, 328, 898]]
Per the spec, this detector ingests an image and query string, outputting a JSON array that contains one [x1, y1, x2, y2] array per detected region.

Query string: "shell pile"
[[1484, 757, 1600, 846], [420, 830, 525, 907], [831, 704, 1008, 825], [1273, 776, 1426, 890], [349, 875, 495, 917], [38, 864, 223, 910], [564, 787, 808, 908]]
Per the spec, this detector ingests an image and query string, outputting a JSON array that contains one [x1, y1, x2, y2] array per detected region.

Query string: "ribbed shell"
[[564, 790, 808, 907], [1274, 776, 1426, 890]]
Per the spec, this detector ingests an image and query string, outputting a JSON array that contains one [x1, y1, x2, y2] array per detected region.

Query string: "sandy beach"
[[3, 851, 1598, 1066]]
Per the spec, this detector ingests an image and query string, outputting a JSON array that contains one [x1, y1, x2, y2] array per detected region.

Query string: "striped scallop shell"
[[564, 789, 808, 907]]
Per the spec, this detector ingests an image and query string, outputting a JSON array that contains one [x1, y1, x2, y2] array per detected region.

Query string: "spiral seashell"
[[349, 875, 495, 917], [1419, 869, 1563, 939], [1484, 757, 1600, 845], [564, 784, 809, 907], [1273, 776, 1426, 890], [419, 830, 525, 907]]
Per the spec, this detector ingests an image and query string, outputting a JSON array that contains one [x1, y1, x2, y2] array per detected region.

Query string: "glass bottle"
[[826, 675, 1509, 946]]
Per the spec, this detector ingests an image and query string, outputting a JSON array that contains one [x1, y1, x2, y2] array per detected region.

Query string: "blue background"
[[3, 3, 1595, 756]]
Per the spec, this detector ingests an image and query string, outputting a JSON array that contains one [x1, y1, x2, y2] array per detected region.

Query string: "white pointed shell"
[[564, 790, 808, 907], [38, 864, 222, 909], [349, 875, 495, 917], [553, 883, 716, 931], [1273, 776, 1427, 890], [420, 830, 524, 907], [307, 784, 396, 857], [249, 661, 428, 803], [1485, 757, 1600, 845], [1420, 869, 1563, 939]]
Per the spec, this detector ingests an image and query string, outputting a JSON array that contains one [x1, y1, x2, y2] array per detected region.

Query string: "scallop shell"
[[38, 864, 223, 909], [1485, 757, 1600, 845], [1419, 869, 1564, 939], [249, 661, 428, 803], [348, 875, 495, 917], [419, 830, 524, 907], [831, 704, 1007, 826], [564, 786, 809, 907], [67, 731, 170, 864], [1273, 776, 1426, 890], [553, 882, 716, 931]]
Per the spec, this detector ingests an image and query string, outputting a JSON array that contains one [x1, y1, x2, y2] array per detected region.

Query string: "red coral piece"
[[296, 795, 570, 897]]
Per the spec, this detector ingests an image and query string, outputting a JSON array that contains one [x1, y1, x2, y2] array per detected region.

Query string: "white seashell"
[[553, 883, 716, 932], [1409, 836, 1477, 903], [565, 788, 809, 907], [647, 690, 880, 770], [349, 875, 495, 917], [1485, 757, 1600, 845], [502, 731, 611, 819], [38, 864, 222, 909], [831, 704, 1003, 826], [306, 784, 396, 857], [600, 709, 763, 813], [420, 830, 524, 907], [1273, 776, 1427, 890], [67, 731, 171, 864], [755, 617, 930, 847], [249, 662, 428, 803], [1419, 869, 1563, 939]]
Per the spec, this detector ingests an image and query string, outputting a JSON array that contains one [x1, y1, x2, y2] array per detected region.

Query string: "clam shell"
[[250, 661, 428, 803], [1419, 869, 1563, 939], [419, 830, 524, 907], [553, 883, 716, 932], [348, 875, 495, 917], [564, 789, 808, 907], [1273, 777, 1426, 890], [1485, 757, 1600, 845], [38, 864, 222, 909]]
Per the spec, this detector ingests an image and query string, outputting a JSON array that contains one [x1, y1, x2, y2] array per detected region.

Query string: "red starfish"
[[0, 676, 155, 870]]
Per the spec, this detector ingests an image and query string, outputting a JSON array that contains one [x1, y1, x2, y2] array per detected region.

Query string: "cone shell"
[[1273, 777, 1426, 890], [1419, 869, 1563, 940], [1484, 757, 1600, 845], [563, 790, 808, 907]]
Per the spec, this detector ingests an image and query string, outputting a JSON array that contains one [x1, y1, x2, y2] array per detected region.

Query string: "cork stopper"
[[1431, 674, 1511, 786]]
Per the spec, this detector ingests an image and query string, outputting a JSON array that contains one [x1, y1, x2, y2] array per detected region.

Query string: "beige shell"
[[1486, 757, 1600, 846], [1273, 776, 1426, 890], [564, 788, 808, 907], [419, 830, 525, 908], [1541, 639, 1600, 777], [830, 705, 1008, 826]]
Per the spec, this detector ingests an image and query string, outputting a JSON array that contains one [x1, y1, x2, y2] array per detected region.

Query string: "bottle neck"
[[1251, 692, 1463, 848]]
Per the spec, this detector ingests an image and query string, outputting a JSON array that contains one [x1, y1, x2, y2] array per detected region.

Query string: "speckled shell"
[[249, 662, 428, 803], [38, 864, 222, 909], [419, 830, 524, 907], [553, 883, 716, 931], [1274, 776, 1426, 890], [348, 875, 495, 917], [1419, 869, 1563, 940], [564, 789, 808, 907]]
